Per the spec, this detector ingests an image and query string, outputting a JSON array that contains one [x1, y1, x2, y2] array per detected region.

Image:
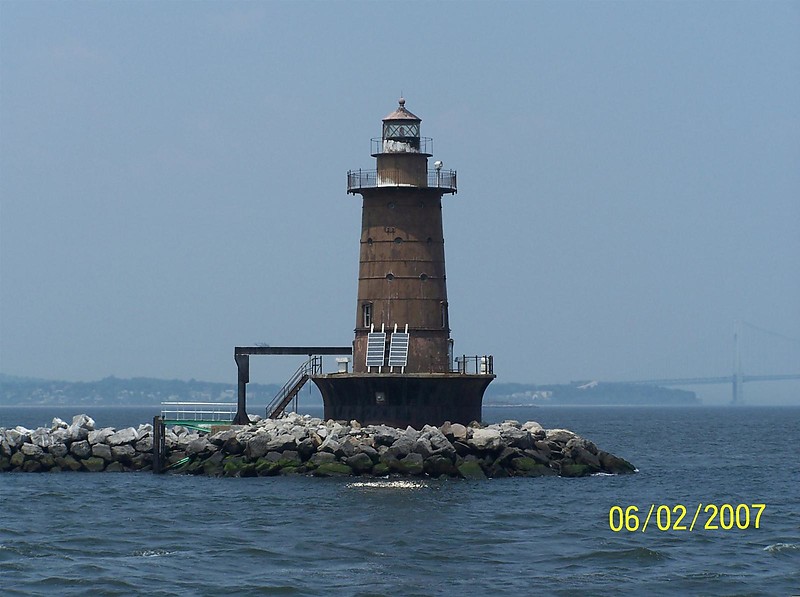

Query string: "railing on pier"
[[453, 355, 494, 375], [160, 402, 237, 431]]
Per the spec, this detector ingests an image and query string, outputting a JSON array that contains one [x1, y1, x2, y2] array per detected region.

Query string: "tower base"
[[311, 373, 495, 429]]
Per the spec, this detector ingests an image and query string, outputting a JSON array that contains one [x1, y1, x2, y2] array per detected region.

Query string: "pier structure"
[[310, 99, 495, 427]]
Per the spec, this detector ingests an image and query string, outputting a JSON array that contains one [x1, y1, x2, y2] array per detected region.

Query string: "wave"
[[763, 542, 800, 554], [132, 549, 176, 558], [584, 546, 668, 563]]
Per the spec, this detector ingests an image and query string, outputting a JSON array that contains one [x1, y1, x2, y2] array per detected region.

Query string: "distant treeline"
[[0, 375, 280, 407], [0, 375, 697, 407], [484, 381, 699, 405]]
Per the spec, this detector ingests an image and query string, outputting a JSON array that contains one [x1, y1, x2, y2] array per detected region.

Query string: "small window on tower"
[[362, 303, 373, 328], [441, 301, 449, 329]]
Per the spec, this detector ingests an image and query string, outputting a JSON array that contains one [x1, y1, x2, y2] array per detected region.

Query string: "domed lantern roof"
[[381, 98, 421, 151], [383, 97, 421, 123]]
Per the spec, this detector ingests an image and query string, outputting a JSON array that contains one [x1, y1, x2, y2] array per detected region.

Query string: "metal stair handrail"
[[265, 355, 322, 418]]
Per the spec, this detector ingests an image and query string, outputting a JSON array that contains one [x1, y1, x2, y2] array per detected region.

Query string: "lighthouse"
[[309, 99, 495, 428]]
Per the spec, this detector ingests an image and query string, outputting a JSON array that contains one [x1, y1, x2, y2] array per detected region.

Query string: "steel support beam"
[[235, 346, 352, 356]]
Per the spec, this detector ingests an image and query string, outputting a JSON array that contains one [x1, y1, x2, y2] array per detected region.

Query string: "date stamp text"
[[609, 504, 766, 532]]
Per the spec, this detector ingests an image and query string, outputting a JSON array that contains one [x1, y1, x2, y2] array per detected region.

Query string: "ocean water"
[[1, 405, 799, 596]]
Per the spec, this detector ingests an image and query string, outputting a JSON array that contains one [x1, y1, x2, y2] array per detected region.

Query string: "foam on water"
[[346, 479, 428, 490], [763, 542, 800, 554]]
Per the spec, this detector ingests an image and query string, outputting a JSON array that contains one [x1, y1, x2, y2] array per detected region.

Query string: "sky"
[[1, 1, 798, 404]]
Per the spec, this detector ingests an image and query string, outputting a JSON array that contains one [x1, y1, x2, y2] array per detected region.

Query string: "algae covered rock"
[[313, 462, 353, 477], [457, 460, 487, 480], [559, 463, 595, 478], [82, 457, 106, 472]]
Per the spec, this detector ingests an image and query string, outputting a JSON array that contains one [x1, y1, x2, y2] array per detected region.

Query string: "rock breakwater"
[[0, 413, 636, 478]]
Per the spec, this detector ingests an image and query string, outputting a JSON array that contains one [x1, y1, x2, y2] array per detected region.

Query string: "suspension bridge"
[[616, 322, 800, 404]]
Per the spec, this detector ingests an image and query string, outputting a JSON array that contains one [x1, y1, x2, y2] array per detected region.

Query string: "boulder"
[[208, 429, 237, 446], [245, 434, 274, 460], [92, 443, 113, 461], [50, 417, 68, 430], [500, 428, 534, 450], [494, 447, 524, 466], [202, 452, 225, 476], [222, 456, 250, 477], [56, 455, 83, 471], [88, 428, 114, 445], [457, 460, 487, 480], [394, 453, 424, 475], [23, 460, 43, 472], [386, 435, 415, 459], [423, 455, 458, 477], [568, 446, 601, 470], [559, 463, 595, 477], [254, 458, 281, 477], [449, 423, 468, 441], [411, 438, 434, 459], [82, 457, 106, 472], [48, 442, 69, 458], [10, 451, 25, 467], [30, 428, 56, 449], [336, 437, 360, 459], [111, 444, 136, 461], [346, 452, 374, 474], [356, 443, 379, 463], [372, 462, 390, 476], [21, 443, 45, 458], [426, 427, 454, 452], [65, 423, 89, 442], [4, 429, 26, 450], [128, 453, 151, 471], [453, 440, 472, 456], [312, 462, 353, 477], [598, 451, 636, 474], [106, 427, 139, 446], [522, 448, 551, 465], [71, 414, 95, 431], [319, 437, 341, 454], [70, 440, 92, 459], [546, 429, 577, 443], [134, 436, 153, 453], [221, 436, 244, 455], [468, 428, 503, 452], [50, 428, 69, 443], [309, 452, 337, 466], [522, 421, 544, 435], [511, 457, 557, 477]]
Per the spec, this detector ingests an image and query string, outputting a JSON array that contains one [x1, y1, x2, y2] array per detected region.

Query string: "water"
[[1, 405, 799, 595]]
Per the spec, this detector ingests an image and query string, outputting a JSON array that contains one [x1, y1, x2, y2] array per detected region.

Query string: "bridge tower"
[[732, 321, 744, 404], [311, 99, 495, 428]]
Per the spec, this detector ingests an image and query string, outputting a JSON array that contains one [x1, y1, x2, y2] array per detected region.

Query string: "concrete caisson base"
[[311, 373, 495, 429]]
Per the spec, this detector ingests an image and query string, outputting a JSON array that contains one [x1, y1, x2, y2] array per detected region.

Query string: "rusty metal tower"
[[311, 99, 494, 428]]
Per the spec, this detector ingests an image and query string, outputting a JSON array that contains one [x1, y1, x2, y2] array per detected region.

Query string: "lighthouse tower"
[[312, 99, 494, 428]]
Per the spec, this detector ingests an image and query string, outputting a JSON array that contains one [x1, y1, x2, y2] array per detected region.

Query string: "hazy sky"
[[1, 1, 798, 403]]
